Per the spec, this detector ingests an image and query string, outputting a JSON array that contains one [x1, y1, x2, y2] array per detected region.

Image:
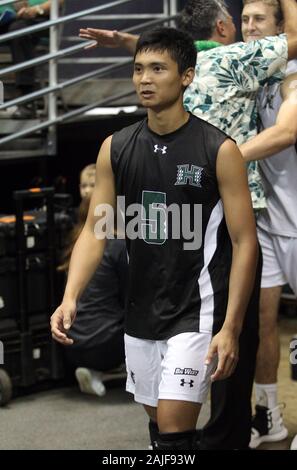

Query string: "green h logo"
[[175, 165, 203, 188]]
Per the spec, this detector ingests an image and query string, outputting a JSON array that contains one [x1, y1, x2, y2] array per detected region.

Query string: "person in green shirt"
[[0, 1, 64, 118]]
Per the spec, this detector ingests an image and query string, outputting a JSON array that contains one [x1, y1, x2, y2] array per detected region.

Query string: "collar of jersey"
[[146, 114, 193, 140], [194, 40, 222, 52]]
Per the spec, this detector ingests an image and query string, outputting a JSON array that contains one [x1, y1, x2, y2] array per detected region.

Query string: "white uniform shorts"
[[124, 331, 217, 408], [257, 225, 297, 293]]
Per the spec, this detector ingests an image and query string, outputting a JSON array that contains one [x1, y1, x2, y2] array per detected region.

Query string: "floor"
[[0, 315, 296, 450]]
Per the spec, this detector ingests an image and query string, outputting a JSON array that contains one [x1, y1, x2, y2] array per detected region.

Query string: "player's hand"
[[204, 328, 239, 382], [79, 28, 124, 50], [50, 300, 77, 345]]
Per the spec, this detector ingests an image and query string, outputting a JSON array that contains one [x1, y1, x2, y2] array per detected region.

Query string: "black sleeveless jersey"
[[111, 114, 233, 340]]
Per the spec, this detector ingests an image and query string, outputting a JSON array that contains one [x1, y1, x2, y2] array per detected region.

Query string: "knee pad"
[[156, 429, 199, 450], [148, 420, 159, 449]]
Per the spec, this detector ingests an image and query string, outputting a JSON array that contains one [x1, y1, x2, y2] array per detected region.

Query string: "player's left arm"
[[240, 72, 297, 161], [205, 140, 258, 381]]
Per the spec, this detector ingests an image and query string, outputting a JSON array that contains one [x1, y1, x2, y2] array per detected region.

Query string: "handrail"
[[0, 90, 136, 146], [0, 60, 132, 110], [0, 0, 180, 148], [0, 13, 178, 108], [0, 0, 139, 43], [0, 42, 92, 77], [48, 0, 59, 152], [0, 0, 19, 7], [0, 14, 179, 78], [81, 14, 170, 20]]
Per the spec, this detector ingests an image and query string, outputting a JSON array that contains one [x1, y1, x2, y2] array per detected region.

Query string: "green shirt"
[[28, 0, 47, 6], [0, 1, 46, 13], [0, 5, 14, 13]]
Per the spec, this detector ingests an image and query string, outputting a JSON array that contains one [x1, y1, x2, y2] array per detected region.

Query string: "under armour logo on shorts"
[[180, 379, 194, 388]]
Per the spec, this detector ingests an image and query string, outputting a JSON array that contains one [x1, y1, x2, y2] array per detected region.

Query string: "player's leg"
[[255, 286, 282, 386], [156, 331, 216, 450], [124, 334, 159, 448], [284, 238, 297, 452], [250, 228, 287, 448], [156, 400, 201, 450], [143, 405, 158, 449]]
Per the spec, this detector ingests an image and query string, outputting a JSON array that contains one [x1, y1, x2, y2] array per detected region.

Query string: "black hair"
[[134, 27, 197, 74], [178, 0, 228, 40]]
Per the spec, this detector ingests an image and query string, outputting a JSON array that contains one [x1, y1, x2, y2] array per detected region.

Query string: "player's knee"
[[156, 430, 199, 450]]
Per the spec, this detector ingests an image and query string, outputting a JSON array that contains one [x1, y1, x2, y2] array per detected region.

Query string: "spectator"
[[58, 164, 127, 396], [0, 1, 64, 118]]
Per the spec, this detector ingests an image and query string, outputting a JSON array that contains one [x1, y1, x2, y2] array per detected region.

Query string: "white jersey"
[[257, 60, 297, 237]]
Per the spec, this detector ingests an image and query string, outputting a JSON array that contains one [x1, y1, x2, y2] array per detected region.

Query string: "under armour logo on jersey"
[[154, 145, 167, 155], [175, 164, 203, 188], [180, 379, 194, 388]]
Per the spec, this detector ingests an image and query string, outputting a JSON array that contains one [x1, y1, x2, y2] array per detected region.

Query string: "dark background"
[[0, 0, 244, 213]]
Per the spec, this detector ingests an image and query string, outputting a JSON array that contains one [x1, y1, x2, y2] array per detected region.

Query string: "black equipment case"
[[0, 188, 71, 405]]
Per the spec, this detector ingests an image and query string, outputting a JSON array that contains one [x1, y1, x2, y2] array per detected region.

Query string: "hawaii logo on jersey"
[[175, 164, 203, 188]]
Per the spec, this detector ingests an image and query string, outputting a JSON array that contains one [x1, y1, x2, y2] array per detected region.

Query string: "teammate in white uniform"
[[240, 0, 297, 449]]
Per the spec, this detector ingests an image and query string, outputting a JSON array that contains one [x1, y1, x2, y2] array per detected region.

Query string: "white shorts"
[[257, 225, 297, 293], [124, 331, 216, 408]]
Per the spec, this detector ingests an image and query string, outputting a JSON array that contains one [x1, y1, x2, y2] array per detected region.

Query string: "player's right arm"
[[50, 136, 116, 345]]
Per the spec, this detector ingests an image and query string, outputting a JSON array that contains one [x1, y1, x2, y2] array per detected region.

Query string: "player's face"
[[241, 2, 282, 42], [80, 172, 95, 199], [133, 50, 189, 111]]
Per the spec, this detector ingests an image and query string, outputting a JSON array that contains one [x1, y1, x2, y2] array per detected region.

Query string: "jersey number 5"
[[141, 191, 167, 245]]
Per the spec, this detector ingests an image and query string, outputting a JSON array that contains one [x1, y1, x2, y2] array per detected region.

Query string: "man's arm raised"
[[240, 72, 297, 161], [78, 1, 297, 59], [79, 28, 138, 54], [50, 135, 116, 345]]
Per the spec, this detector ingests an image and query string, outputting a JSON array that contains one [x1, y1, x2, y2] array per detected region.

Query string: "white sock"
[[255, 383, 278, 409]]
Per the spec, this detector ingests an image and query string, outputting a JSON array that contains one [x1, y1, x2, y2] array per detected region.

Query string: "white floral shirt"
[[184, 35, 288, 209]]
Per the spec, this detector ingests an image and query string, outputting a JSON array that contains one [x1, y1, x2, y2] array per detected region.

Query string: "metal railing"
[[0, 0, 179, 152]]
